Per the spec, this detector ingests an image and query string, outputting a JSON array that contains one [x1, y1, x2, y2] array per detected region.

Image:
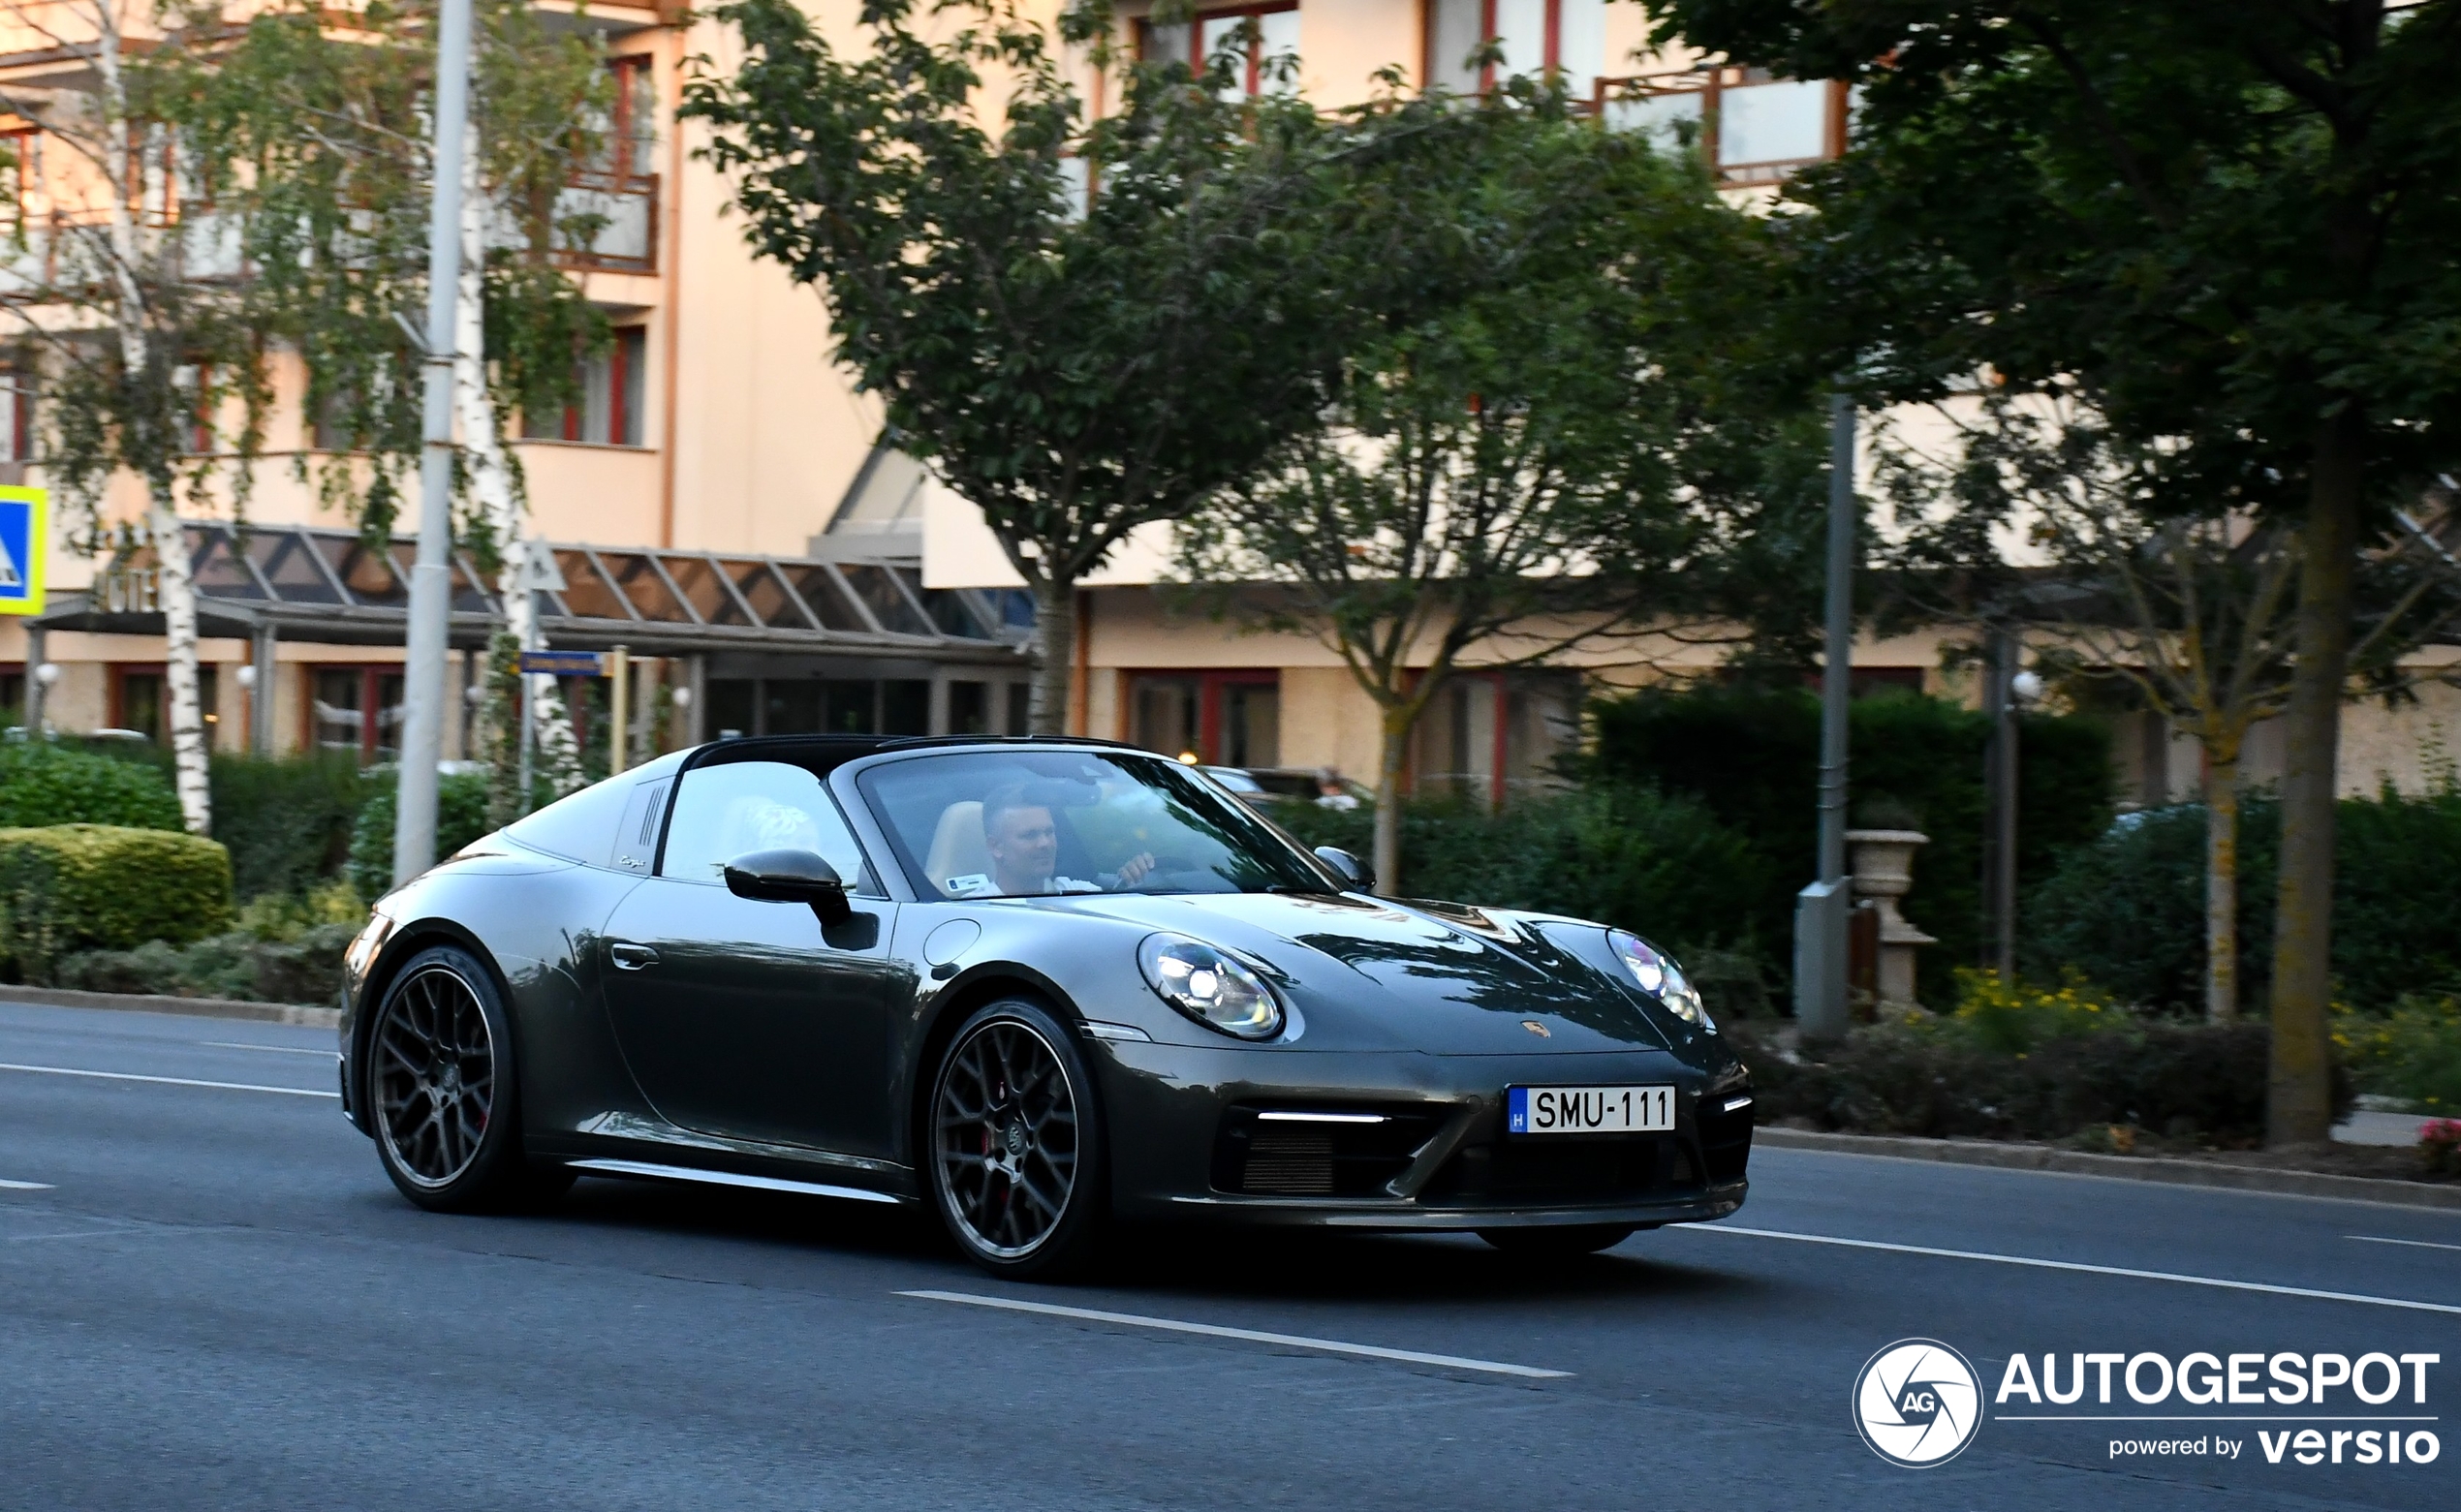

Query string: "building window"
[[1597, 67, 1849, 182], [1425, 0, 1605, 100], [604, 56, 658, 185], [1128, 671, 1279, 768], [1139, 4, 1300, 97], [0, 368, 32, 462], [522, 326, 646, 447], [110, 664, 219, 743], [1409, 668, 1579, 808], [310, 665, 405, 764]]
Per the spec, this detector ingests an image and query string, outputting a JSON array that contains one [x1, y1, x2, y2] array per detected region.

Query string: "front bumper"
[[1093, 1038, 1750, 1231]]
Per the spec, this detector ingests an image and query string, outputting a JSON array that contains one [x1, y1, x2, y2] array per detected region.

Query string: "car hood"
[[1042, 891, 1671, 1055]]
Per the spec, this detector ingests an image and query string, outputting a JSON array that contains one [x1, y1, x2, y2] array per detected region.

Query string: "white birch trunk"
[[95, 10, 209, 832], [454, 134, 584, 794]]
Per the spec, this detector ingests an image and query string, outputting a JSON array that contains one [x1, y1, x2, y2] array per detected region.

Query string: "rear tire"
[[367, 943, 556, 1213], [927, 999, 1108, 1281], [1478, 1224, 1635, 1257]]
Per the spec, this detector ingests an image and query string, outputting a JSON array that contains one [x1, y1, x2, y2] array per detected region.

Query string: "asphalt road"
[[3, 999, 2455, 1511]]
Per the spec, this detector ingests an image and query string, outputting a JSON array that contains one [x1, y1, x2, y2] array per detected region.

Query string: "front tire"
[[1478, 1224, 1635, 1257], [927, 999, 1107, 1280], [368, 943, 556, 1213]]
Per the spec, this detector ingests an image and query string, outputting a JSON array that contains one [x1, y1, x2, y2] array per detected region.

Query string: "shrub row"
[[2025, 787, 2461, 1011], [1729, 1017, 2348, 1147], [1585, 684, 2115, 1005], [0, 825, 234, 982], [53, 922, 360, 1005], [0, 741, 184, 831]]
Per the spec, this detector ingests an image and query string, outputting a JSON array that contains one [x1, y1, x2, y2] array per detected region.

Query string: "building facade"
[[3, 1, 2455, 802]]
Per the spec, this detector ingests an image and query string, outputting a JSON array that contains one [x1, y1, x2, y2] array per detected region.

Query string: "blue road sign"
[[0, 486, 45, 616], [519, 649, 605, 676]]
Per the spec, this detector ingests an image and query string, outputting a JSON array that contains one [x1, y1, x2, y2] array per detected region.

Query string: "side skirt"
[[567, 1157, 912, 1206]]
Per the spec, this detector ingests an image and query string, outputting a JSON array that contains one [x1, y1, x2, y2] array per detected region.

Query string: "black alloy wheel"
[[369, 943, 562, 1212], [1478, 1224, 1637, 1257], [929, 999, 1106, 1278]]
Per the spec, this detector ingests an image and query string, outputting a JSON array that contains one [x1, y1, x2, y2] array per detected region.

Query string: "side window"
[[609, 779, 670, 874], [660, 759, 877, 895]]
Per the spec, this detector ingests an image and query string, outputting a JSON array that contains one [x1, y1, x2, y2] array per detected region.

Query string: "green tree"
[[683, 0, 1394, 729], [1659, 0, 2461, 1144], [1175, 92, 1776, 890]]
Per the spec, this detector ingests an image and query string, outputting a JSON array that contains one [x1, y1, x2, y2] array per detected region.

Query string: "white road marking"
[[200, 1042, 337, 1058], [2348, 1234, 2461, 1253], [0, 1178, 53, 1190], [897, 1289, 1571, 1379], [1686, 1223, 2461, 1316], [0, 1062, 337, 1098]]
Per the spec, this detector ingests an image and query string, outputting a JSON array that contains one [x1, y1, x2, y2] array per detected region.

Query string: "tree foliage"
[[684, 0, 1428, 727]]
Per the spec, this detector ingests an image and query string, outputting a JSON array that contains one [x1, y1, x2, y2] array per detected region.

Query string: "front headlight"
[[1137, 934, 1284, 1040], [1606, 928, 1714, 1034]]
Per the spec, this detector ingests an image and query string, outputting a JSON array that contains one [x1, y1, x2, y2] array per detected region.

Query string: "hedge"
[[0, 825, 234, 982], [210, 754, 373, 900], [1586, 684, 2115, 1004], [2026, 787, 2461, 1011], [347, 770, 497, 900], [55, 921, 359, 1006], [0, 741, 184, 831], [1729, 1017, 2349, 1147]]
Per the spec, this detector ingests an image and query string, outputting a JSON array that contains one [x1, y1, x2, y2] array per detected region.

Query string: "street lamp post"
[[391, 0, 477, 888], [1793, 388, 1858, 1038]]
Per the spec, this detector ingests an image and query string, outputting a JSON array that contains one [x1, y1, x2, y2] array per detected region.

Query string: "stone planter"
[[1847, 828, 1938, 1006]]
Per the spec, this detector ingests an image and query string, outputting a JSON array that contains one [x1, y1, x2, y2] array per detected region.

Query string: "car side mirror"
[[724, 849, 853, 925], [1313, 846, 1374, 893]]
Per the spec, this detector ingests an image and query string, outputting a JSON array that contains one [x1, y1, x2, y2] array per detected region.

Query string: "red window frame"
[[1123, 669, 1278, 766], [1139, 3, 1298, 97], [545, 326, 646, 446], [302, 663, 404, 765], [607, 55, 656, 187]]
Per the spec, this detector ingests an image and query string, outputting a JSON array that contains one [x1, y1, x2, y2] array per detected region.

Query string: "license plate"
[[1507, 1084, 1674, 1135]]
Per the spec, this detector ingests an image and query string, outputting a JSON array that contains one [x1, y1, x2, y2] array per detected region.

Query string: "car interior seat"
[[923, 800, 992, 893]]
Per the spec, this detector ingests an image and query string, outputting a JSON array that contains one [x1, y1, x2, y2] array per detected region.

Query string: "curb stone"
[[1754, 1126, 2461, 1212], [0, 985, 341, 1031]]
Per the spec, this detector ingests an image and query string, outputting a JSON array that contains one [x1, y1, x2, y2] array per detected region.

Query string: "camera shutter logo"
[[1854, 1339, 1983, 1467]]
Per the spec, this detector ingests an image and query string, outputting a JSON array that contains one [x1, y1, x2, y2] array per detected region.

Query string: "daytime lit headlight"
[[1137, 934, 1284, 1040], [1606, 928, 1714, 1034]]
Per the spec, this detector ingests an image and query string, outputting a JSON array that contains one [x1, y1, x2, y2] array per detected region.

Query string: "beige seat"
[[922, 800, 992, 892]]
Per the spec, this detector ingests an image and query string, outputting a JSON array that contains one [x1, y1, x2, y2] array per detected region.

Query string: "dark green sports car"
[[340, 735, 1752, 1277]]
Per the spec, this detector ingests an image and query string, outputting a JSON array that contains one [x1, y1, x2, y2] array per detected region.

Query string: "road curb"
[[1754, 1126, 2461, 1211], [0, 985, 340, 1031]]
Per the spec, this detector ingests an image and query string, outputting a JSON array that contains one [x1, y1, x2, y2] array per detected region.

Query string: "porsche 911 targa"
[[340, 735, 1753, 1276]]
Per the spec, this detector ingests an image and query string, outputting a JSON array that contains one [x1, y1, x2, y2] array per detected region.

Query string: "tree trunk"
[[1029, 574, 1074, 734], [2202, 747, 2239, 1023], [455, 161, 580, 792], [2267, 411, 2362, 1147], [1372, 705, 1409, 895], [148, 498, 212, 835]]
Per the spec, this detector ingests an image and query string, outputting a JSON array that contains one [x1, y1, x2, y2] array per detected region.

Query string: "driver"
[[977, 785, 1157, 897]]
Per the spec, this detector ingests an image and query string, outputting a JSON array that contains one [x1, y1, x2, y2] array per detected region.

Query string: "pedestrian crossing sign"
[[0, 486, 43, 616]]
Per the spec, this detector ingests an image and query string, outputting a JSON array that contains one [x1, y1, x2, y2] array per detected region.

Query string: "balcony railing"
[[547, 170, 657, 275], [1595, 68, 1849, 184]]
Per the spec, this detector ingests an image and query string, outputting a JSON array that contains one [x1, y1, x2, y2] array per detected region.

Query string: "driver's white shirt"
[[943, 872, 1102, 898]]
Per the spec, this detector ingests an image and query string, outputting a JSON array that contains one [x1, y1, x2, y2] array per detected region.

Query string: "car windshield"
[[857, 749, 1328, 900]]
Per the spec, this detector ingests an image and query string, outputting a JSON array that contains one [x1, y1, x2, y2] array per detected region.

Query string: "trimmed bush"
[[346, 770, 496, 900], [0, 741, 184, 830], [210, 754, 373, 901], [2339, 996, 2461, 1115], [2025, 787, 2461, 1011], [1730, 1016, 2345, 1146], [0, 824, 234, 981], [1587, 685, 2114, 1004], [53, 920, 358, 1005]]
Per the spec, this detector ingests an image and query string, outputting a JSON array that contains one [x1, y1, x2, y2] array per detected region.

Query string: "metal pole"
[[21, 623, 45, 732], [1983, 624, 2020, 978], [250, 624, 276, 756], [1793, 388, 1858, 1037], [391, 0, 477, 887], [607, 644, 630, 775]]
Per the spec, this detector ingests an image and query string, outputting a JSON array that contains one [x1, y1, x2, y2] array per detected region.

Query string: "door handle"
[[609, 941, 660, 971]]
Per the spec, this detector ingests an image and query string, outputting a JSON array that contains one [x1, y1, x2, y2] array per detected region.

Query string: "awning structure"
[[30, 522, 1032, 663]]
